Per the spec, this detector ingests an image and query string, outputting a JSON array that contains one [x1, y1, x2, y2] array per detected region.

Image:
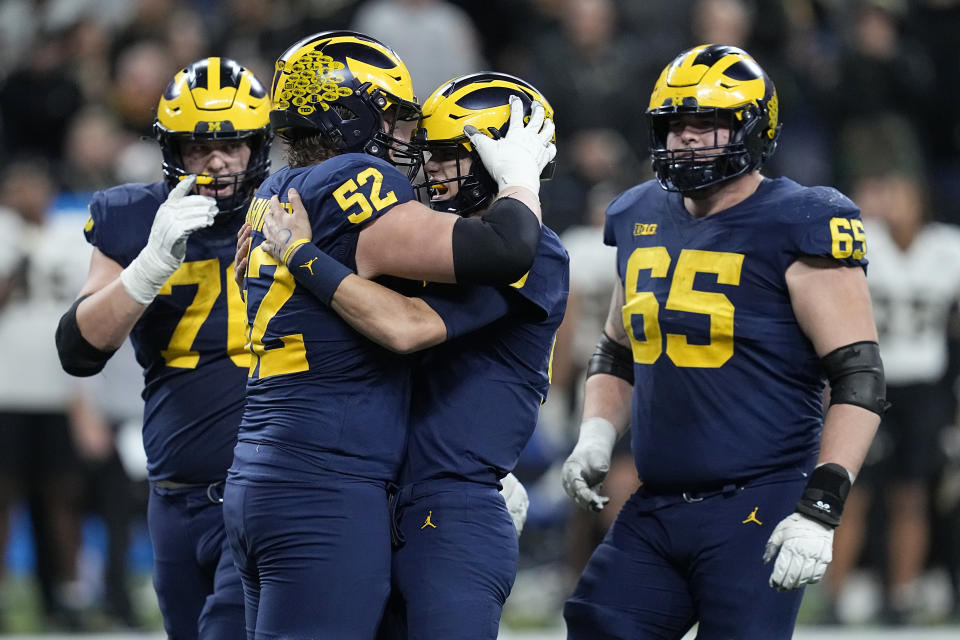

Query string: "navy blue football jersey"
[[85, 181, 248, 483], [239, 154, 417, 481], [399, 226, 569, 484], [604, 177, 868, 490]]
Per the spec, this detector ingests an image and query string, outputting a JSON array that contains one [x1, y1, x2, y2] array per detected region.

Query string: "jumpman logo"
[[300, 257, 318, 276], [421, 510, 437, 529], [741, 506, 763, 526]]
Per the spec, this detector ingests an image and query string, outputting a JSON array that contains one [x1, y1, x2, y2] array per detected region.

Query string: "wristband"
[[285, 242, 352, 306], [795, 462, 852, 528], [282, 238, 311, 265]]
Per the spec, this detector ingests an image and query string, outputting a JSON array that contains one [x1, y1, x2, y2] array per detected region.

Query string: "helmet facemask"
[[646, 44, 781, 194], [649, 107, 759, 193], [157, 129, 272, 219], [416, 140, 492, 216], [413, 71, 556, 216], [154, 57, 272, 220]]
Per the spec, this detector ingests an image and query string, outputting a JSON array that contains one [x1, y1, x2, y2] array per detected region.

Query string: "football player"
[[55, 57, 272, 639], [220, 35, 556, 639], [241, 72, 568, 639], [560, 44, 885, 638]]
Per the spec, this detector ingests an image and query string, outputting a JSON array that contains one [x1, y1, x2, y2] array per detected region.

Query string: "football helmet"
[[416, 72, 556, 215], [647, 44, 781, 193], [154, 57, 272, 217], [270, 30, 421, 176]]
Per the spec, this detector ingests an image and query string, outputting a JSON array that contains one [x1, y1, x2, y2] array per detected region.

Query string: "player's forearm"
[[329, 276, 446, 354], [816, 403, 880, 479], [75, 279, 147, 350], [493, 186, 542, 221], [581, 373, 633, 439]]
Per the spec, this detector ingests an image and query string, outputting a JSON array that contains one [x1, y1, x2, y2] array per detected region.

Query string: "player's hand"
[[464, 95, 555, 196], [235, 223, 251, 289], [561, 417, 618, 512], [262, 188, 312, 264], [499, 472, 529, 536], [121, 175, 218, 304], [763, 512, 834, 591]]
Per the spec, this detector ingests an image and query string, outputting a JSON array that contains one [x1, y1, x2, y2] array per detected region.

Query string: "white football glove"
[[120, 175, 218, 304], [762, 512, 834, 591], [464, 95, 556, 196], [499, 472, 529, 536], [561, 417, 618, 512]]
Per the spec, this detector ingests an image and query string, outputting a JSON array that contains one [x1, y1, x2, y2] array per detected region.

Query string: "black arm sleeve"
[[821, 340, 889, 416], [451, 197, 541, 284], [586, 332, 634, 384], [55, 294, 118, 377]]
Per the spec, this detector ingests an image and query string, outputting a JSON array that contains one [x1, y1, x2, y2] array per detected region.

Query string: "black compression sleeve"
[[451, 197, 541, 284], [55, 294, 118, 377], [586, 332, 634, 384], [821, 340, 889, 416]]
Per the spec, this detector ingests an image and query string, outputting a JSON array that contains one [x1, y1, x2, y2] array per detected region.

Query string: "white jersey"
[[865, 219, 960, 386], [0, 209, 91, 411]]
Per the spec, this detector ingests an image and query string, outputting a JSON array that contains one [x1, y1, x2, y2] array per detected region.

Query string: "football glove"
[[120, 175, 217, 304], [499, 472, 529, 536], [763, 512, 834, 591], [464, 95, 556, 196], [561, 417, 618, 512]]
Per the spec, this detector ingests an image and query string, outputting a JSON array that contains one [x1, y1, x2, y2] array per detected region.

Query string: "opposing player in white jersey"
[[826, 168, 960, 623]]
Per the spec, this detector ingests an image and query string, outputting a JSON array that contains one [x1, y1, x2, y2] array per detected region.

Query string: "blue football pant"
[[148, 483, 244, 640], [379, 482, 518, 640], [223, 470, 392, 640], [564, 475, 808, 639]]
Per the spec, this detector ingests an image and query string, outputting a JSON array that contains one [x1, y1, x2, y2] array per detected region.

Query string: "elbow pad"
[[55, 294, 118, 377], [451, 197, 541, 284], [821, 340, 888, 416], [586, 332, 634, 385]]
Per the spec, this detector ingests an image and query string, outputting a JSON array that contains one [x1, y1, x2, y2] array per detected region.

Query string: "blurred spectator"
[[541, 127, 645, 235], [62, 107, 132, 193], [68, 341, 148, 630], [351, 0, 485, 101], [109, 40, 177, 137], [0, 28, 83, 168], [552, 183, 640, 577], [523, 0, 651, 177], [826, 116, 959, 625], [0, 161, 92, 630]]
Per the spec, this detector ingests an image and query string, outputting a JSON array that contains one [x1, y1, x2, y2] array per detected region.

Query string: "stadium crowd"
[[0, 0, 959, 632]]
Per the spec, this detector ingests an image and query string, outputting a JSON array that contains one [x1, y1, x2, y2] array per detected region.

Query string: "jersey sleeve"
[[603, 183, 652, 248], [419, 283, 514, 340], [251, 155, 417, 265], [299, 154, 415, 233], [84, 183, 164, 267], [786, 187, 868, 269], [507, 227, 570, 320]]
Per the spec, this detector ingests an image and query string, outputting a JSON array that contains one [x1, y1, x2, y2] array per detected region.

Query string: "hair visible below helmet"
[[154, 57, 273, 218], [270, 30, 421, 176], [647, 44, 781, 193], [416, 72, 556, 216]]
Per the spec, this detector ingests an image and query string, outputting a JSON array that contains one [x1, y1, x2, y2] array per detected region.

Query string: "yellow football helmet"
[[416, 72, 555, 215], [270, 31, 421, 175], [154, 57, 272, 217], [647, 44, 780, 192]]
